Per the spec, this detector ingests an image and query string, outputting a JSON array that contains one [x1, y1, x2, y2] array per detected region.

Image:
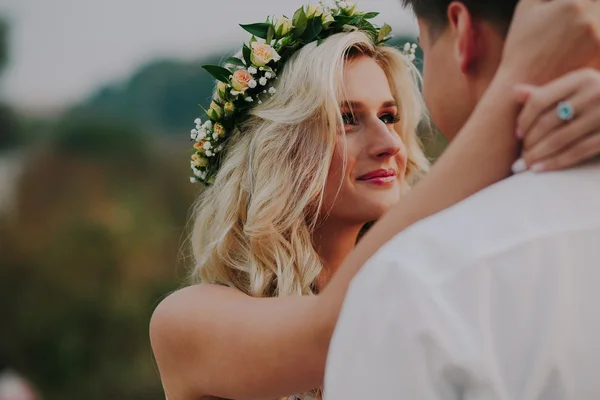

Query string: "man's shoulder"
[[407, 163, 600, 251], [360, 163, 600, 284]]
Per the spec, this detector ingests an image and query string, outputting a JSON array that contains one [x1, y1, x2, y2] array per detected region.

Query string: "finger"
[[522, 112, 600, 166], [522, 86, 598, 152], [516, 69, 589, 136], [530, 132, 600, 172]]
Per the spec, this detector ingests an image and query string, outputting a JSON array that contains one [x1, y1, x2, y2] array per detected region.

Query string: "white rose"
[[305, 4, 323, 18], [274, 16, 293, 37]]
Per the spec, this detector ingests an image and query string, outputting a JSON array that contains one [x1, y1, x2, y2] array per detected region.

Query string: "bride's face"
[[322, 55, 408, 224]]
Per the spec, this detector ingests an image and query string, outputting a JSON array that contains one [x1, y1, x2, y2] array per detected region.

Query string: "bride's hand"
[[512, 68, 600, 173]]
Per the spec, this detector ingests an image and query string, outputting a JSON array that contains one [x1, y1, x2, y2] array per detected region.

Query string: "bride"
[[151, 2, 600, 399]]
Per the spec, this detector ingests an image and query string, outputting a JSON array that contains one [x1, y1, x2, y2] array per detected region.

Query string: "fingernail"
[[511, 158, 528, 174], [516, 128, 525, 139], [531, 162, 545, 173]]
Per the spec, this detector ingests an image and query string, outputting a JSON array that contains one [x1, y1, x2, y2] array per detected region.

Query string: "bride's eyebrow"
[[381, 100, 397, 109], [339, 101, 364, 111], [339, 100, 397, 110]]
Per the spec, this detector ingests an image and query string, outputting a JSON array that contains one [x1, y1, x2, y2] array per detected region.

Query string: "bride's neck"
[[312, 220, 364, 291]]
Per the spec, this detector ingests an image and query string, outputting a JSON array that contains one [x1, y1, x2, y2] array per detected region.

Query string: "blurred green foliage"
[[0, 119, 198, 399], [0, 17, 21, 152], [0, 18, 7, 76]]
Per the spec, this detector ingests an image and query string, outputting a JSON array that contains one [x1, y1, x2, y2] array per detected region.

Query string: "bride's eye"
[[380, 113, 401, 125], [342, 112, 358, 126]]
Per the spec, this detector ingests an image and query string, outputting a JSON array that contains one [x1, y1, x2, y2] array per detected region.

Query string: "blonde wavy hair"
[[189, 31, 429, 298]]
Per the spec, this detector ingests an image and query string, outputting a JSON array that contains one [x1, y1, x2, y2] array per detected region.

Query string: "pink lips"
[[357, 168, 397, 185]]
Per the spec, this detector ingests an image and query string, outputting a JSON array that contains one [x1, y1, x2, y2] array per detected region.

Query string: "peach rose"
[[251, 42, 281, 67], [193, 141, 206, 152], [231, 69, 253, 92]]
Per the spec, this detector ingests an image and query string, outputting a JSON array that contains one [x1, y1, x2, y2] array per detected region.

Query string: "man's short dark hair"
[[402, 0, 518, 36]]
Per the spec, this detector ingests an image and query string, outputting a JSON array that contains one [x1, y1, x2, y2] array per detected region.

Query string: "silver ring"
[[556, 101, 575, 122]]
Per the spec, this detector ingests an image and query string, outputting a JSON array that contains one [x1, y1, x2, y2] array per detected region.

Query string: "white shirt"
[[325, 162, 600, 400]]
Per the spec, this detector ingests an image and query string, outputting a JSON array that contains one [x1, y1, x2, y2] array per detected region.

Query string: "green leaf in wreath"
[[202, 65, 232, 83], [266, 24, 275, 44], [377, 23, 392, 43], [242, 44, 252, 66], [299, 17, 323, 42], [292, 7, 308, 37], [224, 57, 246, 68], [362, 12, 380, 19], [240, 22, 272, 39]]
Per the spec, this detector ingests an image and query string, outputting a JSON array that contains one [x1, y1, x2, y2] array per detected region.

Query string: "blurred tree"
[[74, 57, 224, 134], [0, 18, 7, 76], [0, 128, 196, 399], [0, 16, 21, 152]]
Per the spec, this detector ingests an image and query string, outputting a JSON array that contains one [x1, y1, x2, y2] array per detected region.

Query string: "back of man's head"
[[400, 0, 520, 139], [402, 0, 518, 36]]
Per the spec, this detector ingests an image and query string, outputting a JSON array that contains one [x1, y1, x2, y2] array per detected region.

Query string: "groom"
[[325, 0, 600, 398]]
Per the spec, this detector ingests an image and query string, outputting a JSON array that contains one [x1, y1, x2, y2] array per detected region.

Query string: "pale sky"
[[0, 0, 417, 113]]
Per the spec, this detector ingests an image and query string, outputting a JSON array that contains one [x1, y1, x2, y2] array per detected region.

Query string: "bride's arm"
[[151, 284, 329, 400]]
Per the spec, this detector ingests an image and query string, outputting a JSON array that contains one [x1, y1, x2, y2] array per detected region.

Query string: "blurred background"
[[0, 1, 445, 399]]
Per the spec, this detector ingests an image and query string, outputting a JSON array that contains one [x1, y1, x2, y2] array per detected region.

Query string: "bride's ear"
[[447, 2, 477, 75]]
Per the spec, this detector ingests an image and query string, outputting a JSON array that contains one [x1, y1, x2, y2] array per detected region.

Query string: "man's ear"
[[447, 2, 477, 75]]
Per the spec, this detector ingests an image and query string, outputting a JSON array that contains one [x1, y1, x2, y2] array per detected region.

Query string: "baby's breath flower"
[[245, 96, 254, 102], [259, 77, 268, 86], [268, 87, 277, 94], [248, 66, 258, 74], [248, 79, 257, 89]]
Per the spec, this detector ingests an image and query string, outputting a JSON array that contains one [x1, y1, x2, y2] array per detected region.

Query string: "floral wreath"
[[189, 1, 417, 185]]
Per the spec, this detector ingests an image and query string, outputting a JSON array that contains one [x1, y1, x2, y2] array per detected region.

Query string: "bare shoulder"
[[149, 284, 247, 399], [151, 283, 246, 337]]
